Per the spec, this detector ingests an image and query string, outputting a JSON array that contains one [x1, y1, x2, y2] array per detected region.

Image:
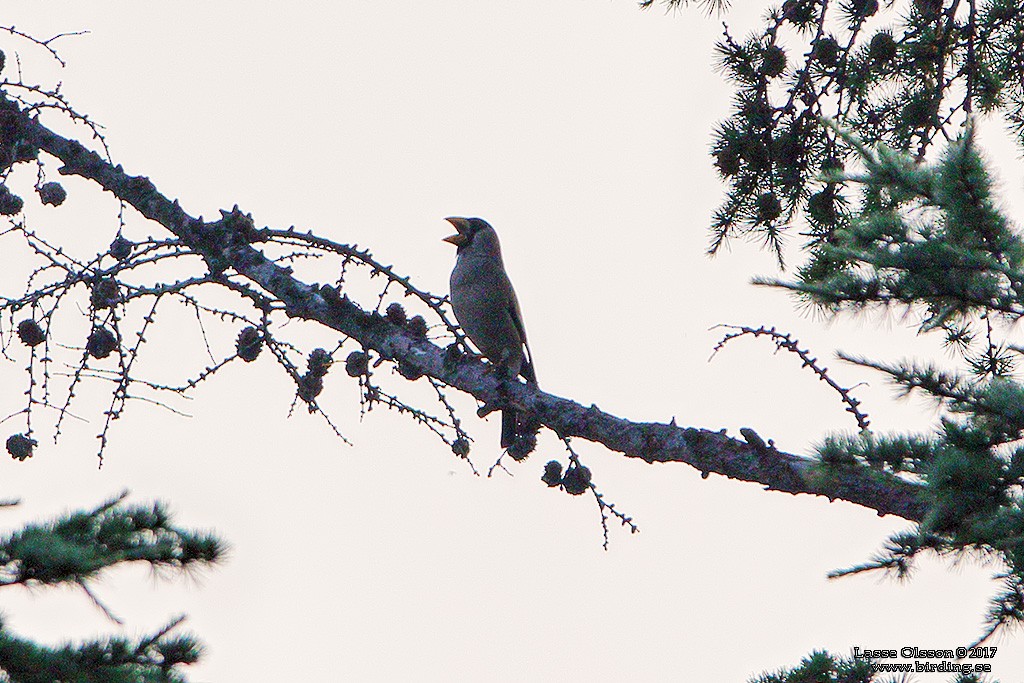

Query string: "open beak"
[[443, 217, 468, 246]]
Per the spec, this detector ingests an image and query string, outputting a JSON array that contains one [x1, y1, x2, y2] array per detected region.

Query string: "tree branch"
[[11, 94, 927, 522]]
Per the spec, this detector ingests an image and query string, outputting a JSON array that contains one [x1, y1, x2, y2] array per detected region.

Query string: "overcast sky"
[[2, 2, 1023, 681]]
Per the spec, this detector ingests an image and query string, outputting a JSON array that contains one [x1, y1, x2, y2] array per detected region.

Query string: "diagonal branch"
[[12, 94, 927, 523]]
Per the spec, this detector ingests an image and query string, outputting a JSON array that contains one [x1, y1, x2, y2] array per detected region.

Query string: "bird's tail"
[[500, 409, 516, 449]]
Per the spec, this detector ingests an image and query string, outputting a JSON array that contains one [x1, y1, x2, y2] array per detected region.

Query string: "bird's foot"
[[476, 400, 502, 418]]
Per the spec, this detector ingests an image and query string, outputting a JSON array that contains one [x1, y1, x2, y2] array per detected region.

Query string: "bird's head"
[[443, 217, 495, 253]]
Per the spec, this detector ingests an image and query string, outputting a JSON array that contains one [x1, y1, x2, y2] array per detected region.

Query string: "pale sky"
[[2, 2, 1023, 681]]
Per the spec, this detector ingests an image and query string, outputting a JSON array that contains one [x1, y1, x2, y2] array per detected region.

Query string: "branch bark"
[[12, 95, 927, 523]]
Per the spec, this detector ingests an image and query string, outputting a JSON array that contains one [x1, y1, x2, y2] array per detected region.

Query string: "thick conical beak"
[[443, 217, 468, 246]]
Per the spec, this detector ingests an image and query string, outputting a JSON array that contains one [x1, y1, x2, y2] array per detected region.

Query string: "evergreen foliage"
[[748, 650, 875, 683], [761, 124, 1024, 650], [4, 0, 1024, 680], [0, 492, 222, 682], [671, 0, 1024, 675], [680, 0, 1024, 265]]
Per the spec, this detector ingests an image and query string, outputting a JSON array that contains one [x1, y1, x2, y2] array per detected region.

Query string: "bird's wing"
[[507, 289, 537, 386]]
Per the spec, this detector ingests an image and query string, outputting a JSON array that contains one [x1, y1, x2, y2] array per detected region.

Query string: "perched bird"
[[443, 217, 537, 448]]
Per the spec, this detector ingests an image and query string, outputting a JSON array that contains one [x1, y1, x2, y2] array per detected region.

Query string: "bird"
[[443, 217, 537, 449]]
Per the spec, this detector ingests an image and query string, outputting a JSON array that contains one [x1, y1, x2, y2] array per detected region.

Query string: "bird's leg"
[[476, 357, 515, 418]]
